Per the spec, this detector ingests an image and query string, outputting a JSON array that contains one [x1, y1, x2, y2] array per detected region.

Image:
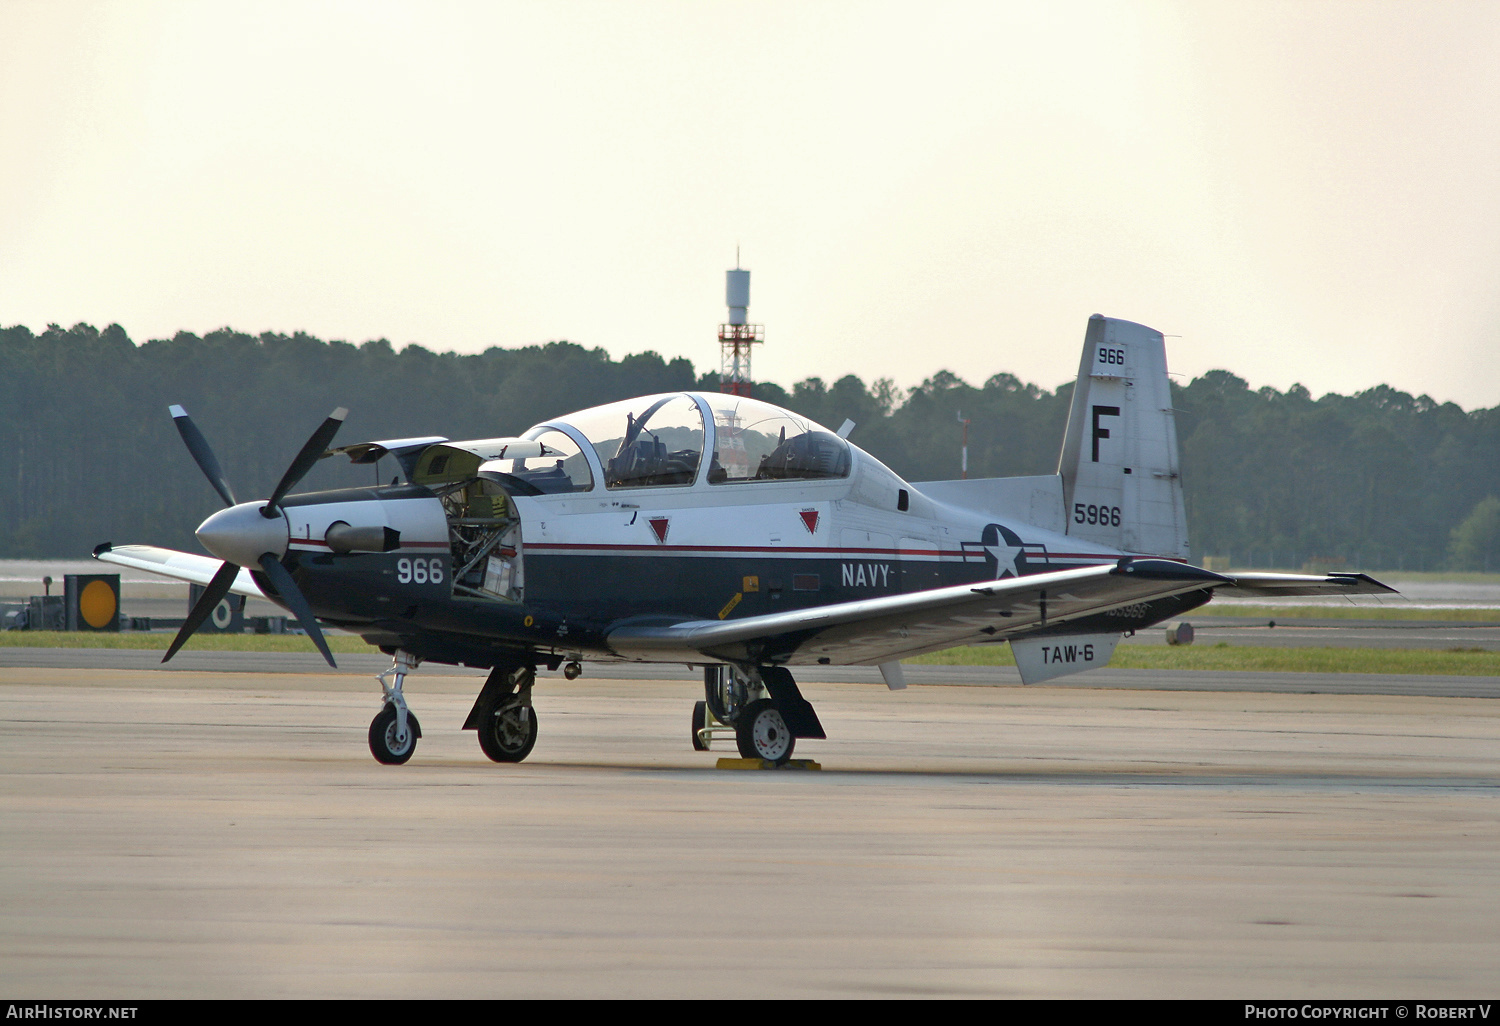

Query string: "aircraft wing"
[[1213, 571, 1398, 598], [93, 543, 267, 599], [606, 558, 1231, 666]]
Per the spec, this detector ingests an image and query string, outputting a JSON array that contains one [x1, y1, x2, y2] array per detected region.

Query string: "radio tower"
[[719, 256, 763, 396]]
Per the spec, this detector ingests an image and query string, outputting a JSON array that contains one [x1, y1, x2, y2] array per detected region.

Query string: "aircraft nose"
[[196, 501, 289, 567]]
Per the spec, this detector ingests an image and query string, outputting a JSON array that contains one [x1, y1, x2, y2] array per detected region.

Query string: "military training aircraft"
[[95, 315, 1394, 765]]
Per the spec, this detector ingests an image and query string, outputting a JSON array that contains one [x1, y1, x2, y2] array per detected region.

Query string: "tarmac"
[[1, 652, 1496, 998]]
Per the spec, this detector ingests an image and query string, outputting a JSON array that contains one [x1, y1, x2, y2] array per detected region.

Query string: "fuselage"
[[234, 391, 1203, 667]]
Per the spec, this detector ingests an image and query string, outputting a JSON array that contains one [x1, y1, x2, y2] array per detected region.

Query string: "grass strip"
[[0, 631, 372, 654]]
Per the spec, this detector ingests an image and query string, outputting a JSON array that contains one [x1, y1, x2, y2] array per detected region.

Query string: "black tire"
[[369, 705, 421, 765], [691, 700, 709, 751], [735, 699, 794, 764], [478, 702, 539, 763]]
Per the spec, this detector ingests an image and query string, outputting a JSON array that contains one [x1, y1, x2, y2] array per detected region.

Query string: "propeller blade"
[[162, 559, 240, 663], [263, 407, 348, 516], [169, 405, 236, 507], [257, 553, 337, 668]]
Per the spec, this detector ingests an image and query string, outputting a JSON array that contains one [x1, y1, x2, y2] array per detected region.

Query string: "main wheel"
[[735, 699, 794, 764], [478, 702, 539, 763], [369, 705, 421, 765], [691, 700, 710, 751]]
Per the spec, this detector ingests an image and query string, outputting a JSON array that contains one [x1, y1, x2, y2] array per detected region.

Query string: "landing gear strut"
[[704, 664, 750, 727], [464, 664, 540, 763], [692, 665, 825, 764], [691, 665, 751, 751], [369, 650, 423, 764]]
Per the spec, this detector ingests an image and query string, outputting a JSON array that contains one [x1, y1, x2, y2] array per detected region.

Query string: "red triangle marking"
[[648, 517, 670, 543], [799, 509, 819, 534]]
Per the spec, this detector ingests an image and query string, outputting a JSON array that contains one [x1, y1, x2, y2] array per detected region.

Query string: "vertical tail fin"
[[1057, 315, 1189, 559]]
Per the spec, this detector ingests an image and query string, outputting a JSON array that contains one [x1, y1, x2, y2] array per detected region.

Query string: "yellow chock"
[[715, 758, 822, 771]]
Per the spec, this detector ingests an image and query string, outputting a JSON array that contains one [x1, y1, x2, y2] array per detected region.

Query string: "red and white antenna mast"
[[719, 253, 762, 397]]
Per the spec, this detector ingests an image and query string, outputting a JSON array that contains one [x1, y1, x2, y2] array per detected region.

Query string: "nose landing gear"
[[369, 650, 423, 764]]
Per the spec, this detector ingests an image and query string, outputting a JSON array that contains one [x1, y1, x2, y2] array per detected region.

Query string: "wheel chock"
[[714, 758, 822, 771]]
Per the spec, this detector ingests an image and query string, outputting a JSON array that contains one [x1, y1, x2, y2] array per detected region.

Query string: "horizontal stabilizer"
[[1217, 571, 1397, 598]]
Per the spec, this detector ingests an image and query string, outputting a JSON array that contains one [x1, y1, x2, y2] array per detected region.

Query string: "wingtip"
[[169, 404, 187, 418]]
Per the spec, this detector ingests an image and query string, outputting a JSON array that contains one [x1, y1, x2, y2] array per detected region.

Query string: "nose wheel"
[[369, 704, 422, 764]]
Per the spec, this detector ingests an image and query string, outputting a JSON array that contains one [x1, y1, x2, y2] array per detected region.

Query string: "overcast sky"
[[3, 1, 1498, 408]]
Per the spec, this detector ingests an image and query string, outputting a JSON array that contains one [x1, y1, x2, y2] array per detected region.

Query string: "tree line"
[[3, 322, 1497, 570]]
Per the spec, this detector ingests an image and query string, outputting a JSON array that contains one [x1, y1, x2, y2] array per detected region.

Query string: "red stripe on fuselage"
[[524, 541, 1119, 561]]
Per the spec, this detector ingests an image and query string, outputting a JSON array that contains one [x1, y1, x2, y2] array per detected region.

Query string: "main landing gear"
[[692, 665, 825, 765], [369, 650, 423, 764], [366, 653, 541, 766], [463, 664, 539, 763]]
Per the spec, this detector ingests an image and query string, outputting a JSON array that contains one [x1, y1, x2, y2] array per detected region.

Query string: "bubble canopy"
[[516, 393, 852, 491]]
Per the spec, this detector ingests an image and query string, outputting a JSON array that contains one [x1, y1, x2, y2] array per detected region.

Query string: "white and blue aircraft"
[[96, 315, 1393, 765]]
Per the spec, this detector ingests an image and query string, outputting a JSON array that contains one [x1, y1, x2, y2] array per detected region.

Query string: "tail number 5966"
[[1074, 503, 1121, 527], [396, 557, 445, 584]]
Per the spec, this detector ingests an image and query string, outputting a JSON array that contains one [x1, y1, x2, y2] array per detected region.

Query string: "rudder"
[[1057, 315, 1188, 559]]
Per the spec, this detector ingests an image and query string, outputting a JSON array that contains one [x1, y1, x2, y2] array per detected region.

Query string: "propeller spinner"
[[164, 405, 347, 667]]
